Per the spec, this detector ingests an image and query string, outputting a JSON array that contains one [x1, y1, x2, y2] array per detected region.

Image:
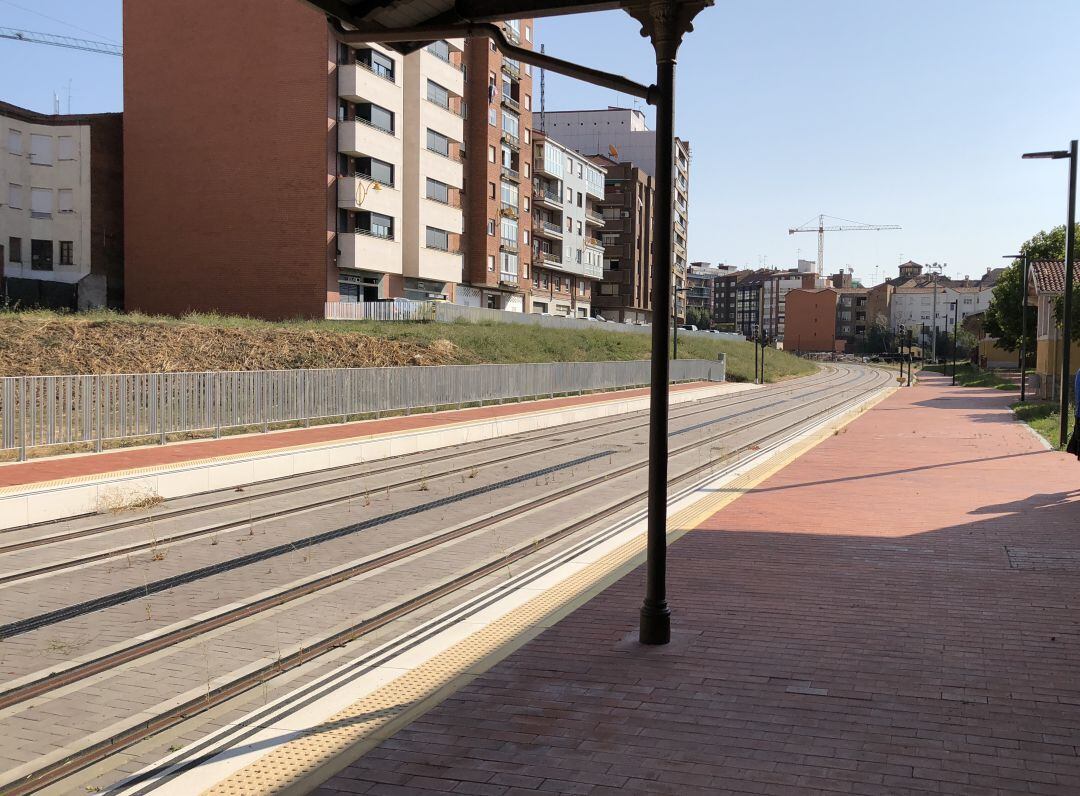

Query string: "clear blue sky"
[[3, 0, 1079, 285]]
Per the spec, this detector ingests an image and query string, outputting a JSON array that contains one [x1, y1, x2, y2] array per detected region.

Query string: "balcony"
[[338, 64, 402, 110], [499, 201, 518, 219], [536, 249, 562, 266], [499, 237, 519, 253], [533, 185, 561, 208], [585, 210, 605, 227], [500, 165, 520, 183], [584, 236, 602, 249], [501, 59, 521, 80], [500, 94, 520, 113], [338, 120, 400, 165], [338, 230, 402, 275], [500, 130, 520, 150], [536, 219, 563, 238], [418, 243, 463, 284], [338, 175, 401, 216]]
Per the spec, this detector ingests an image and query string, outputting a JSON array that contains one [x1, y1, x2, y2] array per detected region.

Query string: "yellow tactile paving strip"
[[0, 384, 726, 496], [200, 386, 893, 796]]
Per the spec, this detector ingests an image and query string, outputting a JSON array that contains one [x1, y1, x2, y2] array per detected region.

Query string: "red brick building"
[[460, 21, 535, 311], [784, 288, 839, 353]]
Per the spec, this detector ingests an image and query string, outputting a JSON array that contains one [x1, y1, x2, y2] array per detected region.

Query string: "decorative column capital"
[[624, 0, 712, 61]]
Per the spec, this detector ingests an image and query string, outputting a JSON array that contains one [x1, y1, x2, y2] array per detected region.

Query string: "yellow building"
[[1030, 261, 1080, 401]]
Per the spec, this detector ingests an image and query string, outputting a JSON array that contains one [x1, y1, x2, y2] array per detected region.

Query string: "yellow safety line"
[[200, 386, 893, 796]]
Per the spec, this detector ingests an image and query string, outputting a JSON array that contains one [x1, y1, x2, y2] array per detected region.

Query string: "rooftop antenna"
[[53, 91, 59, 115]]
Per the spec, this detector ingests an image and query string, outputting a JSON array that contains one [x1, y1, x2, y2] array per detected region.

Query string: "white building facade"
[[540, 107, 690, 320], [529, 132, 604, 317], [336, 39, 465, 302], [1, 102, 122, 309]]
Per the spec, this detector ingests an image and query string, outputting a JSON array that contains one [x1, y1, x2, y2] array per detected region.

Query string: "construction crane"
[[0, 28, 122, 57], [788, 214, 900, 274]]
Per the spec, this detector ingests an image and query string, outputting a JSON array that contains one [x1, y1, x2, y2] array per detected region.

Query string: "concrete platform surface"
[[312, 373, 1080, 796]]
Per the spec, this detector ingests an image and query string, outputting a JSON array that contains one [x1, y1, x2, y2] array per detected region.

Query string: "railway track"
[[0, 369, 848, 579], [0, 365, 890, 796]]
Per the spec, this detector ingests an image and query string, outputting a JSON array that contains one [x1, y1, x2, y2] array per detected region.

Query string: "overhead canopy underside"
[[300, 0, 624, 51]]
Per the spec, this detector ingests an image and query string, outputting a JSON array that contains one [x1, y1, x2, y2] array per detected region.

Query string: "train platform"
[[0, 379, 747, 529], [142, 371, 1080, 796]]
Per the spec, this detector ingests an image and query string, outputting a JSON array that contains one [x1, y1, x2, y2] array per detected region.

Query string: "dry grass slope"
[[0, 309, 817, 384]]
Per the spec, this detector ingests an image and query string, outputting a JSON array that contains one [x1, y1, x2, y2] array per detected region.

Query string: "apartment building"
[[1, 101, 122, 310], [542, 107, 690, 321], [124, 0, 466, 319], [528, 131, 604, 317], [734, 266, 822, 341], [886, 262, 1001, 344], [713, 269, 751, 329], [459, 19, 535, 312], [588, 156, 655, 324]]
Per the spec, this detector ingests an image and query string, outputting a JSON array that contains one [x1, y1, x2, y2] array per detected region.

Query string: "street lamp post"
[[672, 286, 690, 360], [1003, 253, 1030, 402], [1022, 141, 1077, 448], [950, 300, 959, 386]]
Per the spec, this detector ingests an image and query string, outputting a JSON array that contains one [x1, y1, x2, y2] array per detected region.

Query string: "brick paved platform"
[[0, 382, 712, 490], [315, 373, 1080, 796]]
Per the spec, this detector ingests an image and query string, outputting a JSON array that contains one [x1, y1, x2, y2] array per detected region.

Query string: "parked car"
[[679, 324, 698, 332]]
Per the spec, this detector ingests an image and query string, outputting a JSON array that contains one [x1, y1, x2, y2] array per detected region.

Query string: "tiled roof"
[[1030, 261, 1079, 294]]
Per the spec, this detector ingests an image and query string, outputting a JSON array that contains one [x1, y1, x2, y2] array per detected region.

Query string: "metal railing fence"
[[325, 300, 747, 343], [1, 359, 725, 460]]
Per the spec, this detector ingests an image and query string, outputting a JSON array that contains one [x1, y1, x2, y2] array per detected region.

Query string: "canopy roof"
[[301, 0, 710, 53]]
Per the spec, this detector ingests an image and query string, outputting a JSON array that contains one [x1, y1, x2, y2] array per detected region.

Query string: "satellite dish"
[[608, 144, 619, 159]]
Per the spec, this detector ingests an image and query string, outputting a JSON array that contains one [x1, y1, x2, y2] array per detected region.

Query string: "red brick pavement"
[[313, 374, 1080, 796], [0, 383, 708, 489]]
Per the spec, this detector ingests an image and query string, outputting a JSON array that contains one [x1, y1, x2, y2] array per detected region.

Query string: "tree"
[[685, 306, 712, 330], [983, 224, 1078, 351]]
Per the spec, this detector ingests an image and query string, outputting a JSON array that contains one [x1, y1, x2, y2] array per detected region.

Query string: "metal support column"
[[1020, 255, 1030, 402], [1060, 140, 1077, 448], [637, 0, 684, 646]]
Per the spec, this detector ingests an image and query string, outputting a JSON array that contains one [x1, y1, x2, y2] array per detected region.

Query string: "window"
[[426, 227, 450, 251], [523, 163, 530, 178], [523, 197, 530, 212], [356, 211, 393, 239], [487, 145, 496, 163], [488, 107, 497, 126], [579, 279, 586, 294], [500, 216, 518, 242], [500, 181, 518, 207], [426, 128, 450, 156], [602, 233, 619, 246], [577, 191, 583, 207], [487, 219, 495, 235], [30, 134, 53, 165], [524, 94, 532, 111], [426, 178, 450, 204], [7, 183, 22, 209], [58, 188, 74, 213], [357, 47, 395, 80], [31, 188, 52, 218], [523, 230, 529, 246], [427, 80, 451, 109], [487, 255, 496, 272], [488, 182, 496, 199], [8, 237, 21, 263], [426, 40, 451, 63], [357, 102, 394, 134], [59, 240, 74, 265], [525, 25, 532, 42], [7, 129, 21, 155], [501, 110, 519, 139], [357, 156, 394, 186], [576, 221, 582, 235], [31, 239, 53, 270], [500, 251, 518, 278], [565, 187, 572, 202]]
